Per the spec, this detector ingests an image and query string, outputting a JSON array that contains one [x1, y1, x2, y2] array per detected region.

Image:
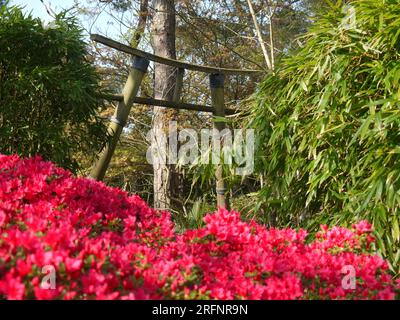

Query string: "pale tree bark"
[[266, 0, 277, 70], [246, 0, 272, 70], [151, 0, 177, 210], [268, 21, 275, 69]]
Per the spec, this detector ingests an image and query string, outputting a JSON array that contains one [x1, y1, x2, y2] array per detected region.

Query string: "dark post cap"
[[132, 56, 150, 72], [216, 188, 227, 195], [209, 73, 225, 88]]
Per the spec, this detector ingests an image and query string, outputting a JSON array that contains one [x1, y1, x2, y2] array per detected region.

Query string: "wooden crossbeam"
[[91, 34, 263, 76], [100, 94, 239, 115]]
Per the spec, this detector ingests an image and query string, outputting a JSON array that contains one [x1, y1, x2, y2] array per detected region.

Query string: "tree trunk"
[[131, 0, 149, 48], [151, 0, 177, 210], [246, 0, 272, 70]]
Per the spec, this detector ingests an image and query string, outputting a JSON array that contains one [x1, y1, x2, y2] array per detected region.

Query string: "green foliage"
[[0, 6, 107, 171], [173, 196, 212, 232], [249, 0, 400, 274]]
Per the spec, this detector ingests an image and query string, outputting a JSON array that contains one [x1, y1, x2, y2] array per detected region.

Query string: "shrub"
[[0, 154, 398, 299], [0, 6, 107, 171], [248, 0, 400, 273]]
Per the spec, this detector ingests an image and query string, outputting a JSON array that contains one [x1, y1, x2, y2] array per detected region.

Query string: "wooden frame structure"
[[89, 34, 262, 209]]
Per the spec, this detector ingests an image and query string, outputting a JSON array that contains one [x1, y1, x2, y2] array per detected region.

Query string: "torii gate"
[[88, 34, 262, 209]]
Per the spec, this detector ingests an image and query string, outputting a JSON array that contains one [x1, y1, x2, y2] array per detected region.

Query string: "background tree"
[[151, 0, 177, 210]]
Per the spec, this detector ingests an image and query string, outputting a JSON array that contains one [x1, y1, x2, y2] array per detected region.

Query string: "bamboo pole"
[[89, 56, 149, 180], [210, 73, 229, 210]]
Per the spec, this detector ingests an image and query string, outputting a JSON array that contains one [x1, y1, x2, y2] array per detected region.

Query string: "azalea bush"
[[0, 154, 399, 300]]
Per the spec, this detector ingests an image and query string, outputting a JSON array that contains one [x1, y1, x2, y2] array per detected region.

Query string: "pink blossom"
[[0, 154, 398, 300]]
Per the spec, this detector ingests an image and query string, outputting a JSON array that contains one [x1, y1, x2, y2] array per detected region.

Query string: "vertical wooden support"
[[173, 68, 184, 102], [89, 56, 149, 180], [168, 68, 185, 203], [210, 73, 229, 209]]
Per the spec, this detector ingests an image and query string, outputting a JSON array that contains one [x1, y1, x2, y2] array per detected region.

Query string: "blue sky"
[[10, 0, 75, 22], [9, 0, 130, 38]]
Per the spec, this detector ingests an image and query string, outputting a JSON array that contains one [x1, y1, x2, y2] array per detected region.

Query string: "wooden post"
[[89, 56, 149, 180], [169, 68, 185, 205], [173, 68, 184, 102], [210, 73, 229, 209]]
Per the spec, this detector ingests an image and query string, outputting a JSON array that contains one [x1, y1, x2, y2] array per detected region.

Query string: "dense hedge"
[[0, 6, 107, 171], [0, 154, 398, 299]]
